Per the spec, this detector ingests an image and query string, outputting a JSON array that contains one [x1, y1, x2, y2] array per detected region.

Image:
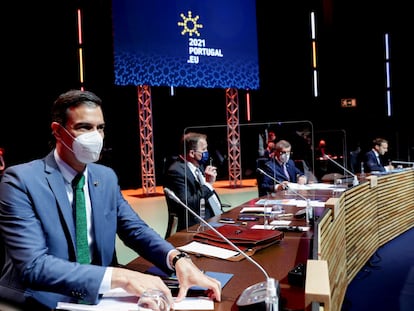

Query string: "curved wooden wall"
[[316, 169, 414, 310]]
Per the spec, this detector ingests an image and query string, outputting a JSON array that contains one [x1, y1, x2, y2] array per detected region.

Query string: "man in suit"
[[164, 132, 223, 232], [259, 139, 307, 195], [363, 137, 394, 173], [0, 90, 221, 310]]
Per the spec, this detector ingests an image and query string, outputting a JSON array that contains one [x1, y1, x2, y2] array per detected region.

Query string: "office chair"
[[256, 157, 269, 197], [162, 155, 180, 239], [165, 211, 178, 239]]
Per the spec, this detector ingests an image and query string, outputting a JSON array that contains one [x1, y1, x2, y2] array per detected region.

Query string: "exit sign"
[[341, 98, 357, 107]]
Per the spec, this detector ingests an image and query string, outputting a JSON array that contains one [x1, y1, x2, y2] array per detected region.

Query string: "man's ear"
[[51, 122, 62, 139]]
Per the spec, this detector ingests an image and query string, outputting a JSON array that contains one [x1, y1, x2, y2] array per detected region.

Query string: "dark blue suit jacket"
[[364, 150, 386, 172], [0, 151, 174, 309], [163, 158, 221, 231], [258, 158, 304, 196]]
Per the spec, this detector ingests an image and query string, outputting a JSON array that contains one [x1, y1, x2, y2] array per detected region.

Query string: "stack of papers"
[[178, 241, 239, 259], [252, 199, 326, 208], [57, 288, 215, 310]]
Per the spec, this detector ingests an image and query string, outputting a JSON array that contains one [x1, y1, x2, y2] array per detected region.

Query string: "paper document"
[[240, 206, 273, 213], [178, 241, 239, 259], [255, 199, 325, 207], [251, 224, 310, 232], [56, 288, 214, 310]]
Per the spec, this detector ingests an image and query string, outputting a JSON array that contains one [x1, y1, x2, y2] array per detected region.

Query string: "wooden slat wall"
[[317, 169, 414, 311], [377, 171, 414, 245]]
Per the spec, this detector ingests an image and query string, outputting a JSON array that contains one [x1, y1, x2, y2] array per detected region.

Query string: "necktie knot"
[[73, 174, 85, 190]]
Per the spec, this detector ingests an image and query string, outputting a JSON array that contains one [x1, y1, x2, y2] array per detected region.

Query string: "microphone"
[[323, 155, 359, 186], [391, 160, 414, 168], [163, 187, 279, 311], [256, 168, 313, 224]]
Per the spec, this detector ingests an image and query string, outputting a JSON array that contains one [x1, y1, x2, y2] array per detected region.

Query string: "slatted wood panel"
[[317, 169, 414, 311], [344, 183, 379, 282], [377, 170, 414, 245], [318, 195, 347, 310]]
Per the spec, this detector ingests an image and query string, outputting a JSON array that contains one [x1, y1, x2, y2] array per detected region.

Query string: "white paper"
[[270, 220, 291, 226], [240, 206, 273, 213], [174, 297, 214, 310], [177, 241, 239, 259], [255, 199, 325, 208], [57, 288, 214, 311], [251, 224, 310, 232]]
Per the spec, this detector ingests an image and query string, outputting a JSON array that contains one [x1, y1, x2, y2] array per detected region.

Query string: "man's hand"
[[204, 165, 218, 184], [297, 175, 307, 185], [275, 181, 289, 191], [173, 255, 222, 302], [111, 267, 174, 306]]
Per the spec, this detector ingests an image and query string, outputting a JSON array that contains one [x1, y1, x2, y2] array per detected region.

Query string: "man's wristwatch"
[[172, 251, 191, 270]]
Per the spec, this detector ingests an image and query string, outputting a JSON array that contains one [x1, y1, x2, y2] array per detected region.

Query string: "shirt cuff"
[[99, 267, 113, 294], [203, 183, 214, 191], [167, 249, 177, 271]]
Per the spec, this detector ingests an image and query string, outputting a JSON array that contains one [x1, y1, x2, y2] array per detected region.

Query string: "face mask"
[[279, 153, 290, 163], [198, 151, 210, 165], [60, 126, 103, 164]]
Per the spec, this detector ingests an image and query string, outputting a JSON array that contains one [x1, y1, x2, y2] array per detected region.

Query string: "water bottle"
[[198, 198, 206, 232], [305, 199, 313, 225], [360, 162, 365, 177]]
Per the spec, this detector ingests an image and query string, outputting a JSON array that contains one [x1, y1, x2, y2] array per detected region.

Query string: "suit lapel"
[[45, 152, 76, 249]]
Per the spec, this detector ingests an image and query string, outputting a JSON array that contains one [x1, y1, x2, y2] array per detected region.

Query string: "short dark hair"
[[180, 132, 207, 155], [51, 89, 102, 127], [275, 139, 291, 151], [373, 138, 388, 147]]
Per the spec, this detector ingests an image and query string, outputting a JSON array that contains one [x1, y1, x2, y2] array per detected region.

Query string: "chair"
[[162, 155, 180, 239], [321, 173, 344, 183], [295, 159, 318, 183], [256, 157, 269, 197], [165, 213, 178, 239]]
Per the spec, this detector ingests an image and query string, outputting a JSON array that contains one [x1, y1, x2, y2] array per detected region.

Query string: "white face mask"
[[279, 153, 290, 163], [60, 126, 103, 164]]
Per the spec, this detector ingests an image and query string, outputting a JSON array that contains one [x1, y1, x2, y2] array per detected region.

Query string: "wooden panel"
[[305, 259, 331, 310], [317, 169, 414, 311]]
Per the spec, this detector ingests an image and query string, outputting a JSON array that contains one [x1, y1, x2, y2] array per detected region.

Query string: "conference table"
[[126, 168, 414, 310], [127, 188, 336, 311]]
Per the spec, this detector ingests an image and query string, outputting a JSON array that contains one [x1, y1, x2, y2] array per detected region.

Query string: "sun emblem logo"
[[178, 11, 203, 37]]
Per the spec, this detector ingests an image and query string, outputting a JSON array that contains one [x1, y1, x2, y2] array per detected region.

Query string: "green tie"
[[73, 174, 90, 264]]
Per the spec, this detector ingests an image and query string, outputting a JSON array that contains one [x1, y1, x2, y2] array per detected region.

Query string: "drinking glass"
[[137, 289, 170, 311]]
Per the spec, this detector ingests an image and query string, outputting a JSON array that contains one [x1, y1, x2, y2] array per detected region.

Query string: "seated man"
[[363, 137, 394, 173], [258, 140, 307, 196], [163, 132, 223, 232]]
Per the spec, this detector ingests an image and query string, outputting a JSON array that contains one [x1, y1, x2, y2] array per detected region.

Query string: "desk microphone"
[[163, 187, 279, 311], [323, 155, 359, 186], [391, 160, 414, 168], [256, 168, 313, 223]]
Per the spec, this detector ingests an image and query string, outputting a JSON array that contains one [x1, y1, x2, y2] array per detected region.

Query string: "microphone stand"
[[391, 160, 414, 168], [164, 187, 279, 311], [323, 155, 359, 186], [256, 168, 313, 224]]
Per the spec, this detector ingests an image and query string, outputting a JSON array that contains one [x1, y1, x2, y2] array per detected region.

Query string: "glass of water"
[[137, 289, 170, 311]]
